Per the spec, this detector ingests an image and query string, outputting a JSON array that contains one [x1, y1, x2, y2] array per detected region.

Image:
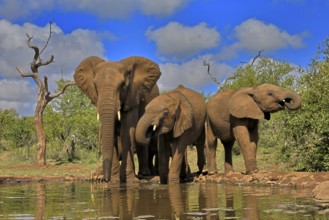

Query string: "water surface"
[[0, 182, 325, 219]]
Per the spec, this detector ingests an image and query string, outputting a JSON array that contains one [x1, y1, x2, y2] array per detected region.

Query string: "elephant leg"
[[92, 145, 120, 182], [233, 125, 259, 174], [205, 123, 217, 175], [136, 142, 151, 178], [168, 142, 185, 184], [158, 135, 170, 184], [120, 110, 139, 183], [222, 141, 234, 173], [179, 149, 191, 180], [195, 129, 206, 174]]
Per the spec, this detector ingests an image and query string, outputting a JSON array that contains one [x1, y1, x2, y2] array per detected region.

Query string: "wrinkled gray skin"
[[74, 56, 161, 182], [206, 83, 302, 174], [135, 85, 206, 184]]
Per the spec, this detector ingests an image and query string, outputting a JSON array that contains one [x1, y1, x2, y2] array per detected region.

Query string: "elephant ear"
[[74, 56, 105, 106], [120, 56, 161, 108], [228, 88, 264, 120], [168, 91, 193, 138]]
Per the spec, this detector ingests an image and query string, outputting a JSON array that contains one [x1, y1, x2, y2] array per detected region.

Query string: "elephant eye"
[[163, 110, 169, 117]]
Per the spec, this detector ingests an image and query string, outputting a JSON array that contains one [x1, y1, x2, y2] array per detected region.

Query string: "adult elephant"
[[206, 83, 302, 175], [135, 85, 206, 184], [74, 56, 161, 182]]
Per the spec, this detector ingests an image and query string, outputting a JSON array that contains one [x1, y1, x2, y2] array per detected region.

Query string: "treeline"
[[0, 39, 328, 171]]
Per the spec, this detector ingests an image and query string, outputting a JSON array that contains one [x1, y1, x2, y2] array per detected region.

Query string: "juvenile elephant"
[[74, 56, 161, 182], [135, 85, 206, 184], [206, 83, 302, 174]]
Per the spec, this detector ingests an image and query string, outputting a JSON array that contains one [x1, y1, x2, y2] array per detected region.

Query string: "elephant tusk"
[[153, 124, 157, 131], [117, 111, 121, 121], [97, 113, 99, 121]]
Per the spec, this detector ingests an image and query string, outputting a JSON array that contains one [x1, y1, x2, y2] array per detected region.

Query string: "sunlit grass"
[[0, 142, 289, 179]]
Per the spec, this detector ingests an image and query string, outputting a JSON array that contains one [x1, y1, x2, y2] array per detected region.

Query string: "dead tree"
[[16, 23, 75, 165], [204, 50, 264, 91]]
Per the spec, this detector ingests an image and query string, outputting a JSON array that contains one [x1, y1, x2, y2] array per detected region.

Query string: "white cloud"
[[0, 0, 55, 20], [217, 18, 306, 60], [139, 0, 188, 16], [0, 79, 37, 115], [233, 18, 305, 52], [146, 22, 220, 58], [158, 55, 233, 92], [0, 0, 188, 20], [0, 20, 109, 115]]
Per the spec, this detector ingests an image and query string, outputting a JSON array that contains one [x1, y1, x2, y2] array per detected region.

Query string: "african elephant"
[[206, 83, 302, 174], [74, 56, 161, 182], [135, 85, 206, 184]]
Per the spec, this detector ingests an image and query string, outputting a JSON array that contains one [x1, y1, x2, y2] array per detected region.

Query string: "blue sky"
[[0, 0, 328, 115]]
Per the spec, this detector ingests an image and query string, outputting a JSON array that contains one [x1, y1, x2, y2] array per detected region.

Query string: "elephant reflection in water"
[[223, 185, 260, 220]]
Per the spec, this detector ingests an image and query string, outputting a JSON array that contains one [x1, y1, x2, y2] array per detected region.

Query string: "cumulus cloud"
[[234, 18, 305, 52], [139, 0, 188, 16], [0, 20, 110, 115], [0, 79, 37, 115], [217, 18, 306, 60], [146, 22, 220, 58], [0, 0, 188, 20], [158, 55, 233, 92]]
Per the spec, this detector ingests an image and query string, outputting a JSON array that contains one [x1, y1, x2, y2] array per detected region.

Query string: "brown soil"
[[0, 164, 90, 184], [0, 164, 328, 205]]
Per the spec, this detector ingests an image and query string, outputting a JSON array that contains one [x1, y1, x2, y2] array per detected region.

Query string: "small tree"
[[16, 23, 75, 165]]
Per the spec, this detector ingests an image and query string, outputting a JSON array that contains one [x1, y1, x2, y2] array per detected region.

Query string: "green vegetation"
[[0, 38, 328, 174]]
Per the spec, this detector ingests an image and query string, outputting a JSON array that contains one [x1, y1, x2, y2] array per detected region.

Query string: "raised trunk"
[[98, 93, 116, 182], [135, 115, 153, 146], [284, 90, 302, 110]]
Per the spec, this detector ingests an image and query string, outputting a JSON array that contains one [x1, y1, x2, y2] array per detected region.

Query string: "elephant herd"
[[74, 56, 302, 184]]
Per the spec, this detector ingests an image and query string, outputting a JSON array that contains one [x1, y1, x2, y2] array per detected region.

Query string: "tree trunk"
[[34, 87, 47, 166]]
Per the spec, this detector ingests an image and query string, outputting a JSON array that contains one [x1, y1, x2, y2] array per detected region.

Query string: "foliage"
[[44, 79, 99, 162], [279, 39, 329, 171], [0, 109, 35, 151]]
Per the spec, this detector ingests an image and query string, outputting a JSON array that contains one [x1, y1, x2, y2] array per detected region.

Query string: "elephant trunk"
[[98, 92, 117, 182], [135, 114, 153, 147], [283, 90, 302, 110]]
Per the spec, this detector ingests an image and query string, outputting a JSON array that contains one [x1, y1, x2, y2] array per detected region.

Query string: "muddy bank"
[[195, 171, 329, 208], [196, 171, 328, 188]]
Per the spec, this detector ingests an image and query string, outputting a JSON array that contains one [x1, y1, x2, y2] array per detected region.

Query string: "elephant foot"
[[224, 169, 235, 174], [137, 170, 152, 179], [91, 166, 120, 183], [126, 175, 140, 183], [243, 168, 259, 175]]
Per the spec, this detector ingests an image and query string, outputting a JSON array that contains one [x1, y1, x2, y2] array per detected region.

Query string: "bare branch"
[[203, 60, 220, 85], [251, 50, 263, 66], [203, 60, 236, 92], [37, 55, 54, 68], [26, 33, 40, 62], [16, 66, 37, 78], [47, 81, 76, 100], [40, 21, 53, 56]]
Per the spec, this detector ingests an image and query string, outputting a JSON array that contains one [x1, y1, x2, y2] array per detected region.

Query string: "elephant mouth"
[[277, 98, 293, 109], [146, 124, 162, 138], [277, 100, 286, 109]]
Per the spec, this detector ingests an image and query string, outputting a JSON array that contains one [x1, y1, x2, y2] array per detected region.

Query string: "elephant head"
[[74, 56, 161, 181], [135, 89, 193, 146], [228, 83, 302, 120]]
